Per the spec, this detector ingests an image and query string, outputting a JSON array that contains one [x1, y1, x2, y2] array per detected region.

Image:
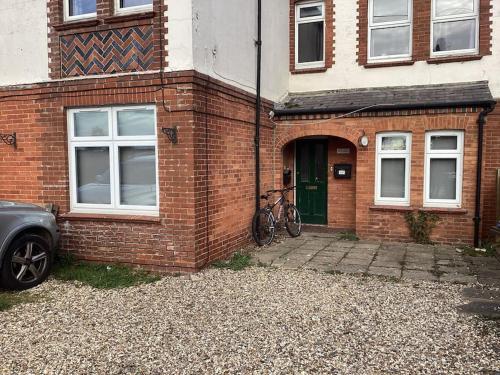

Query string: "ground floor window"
[[67, 106, 159, 215], [424, 131, 463, 208], [375, 132, 411, 205]]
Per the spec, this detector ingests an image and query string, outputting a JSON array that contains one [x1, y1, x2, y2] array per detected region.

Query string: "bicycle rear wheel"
[[252, 209, 275, 246], [285, 204, 302, 237]]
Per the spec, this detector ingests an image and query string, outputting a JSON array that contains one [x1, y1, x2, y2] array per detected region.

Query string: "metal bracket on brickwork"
[[0, 132, 16, 148], [162, 127, 178, 144]]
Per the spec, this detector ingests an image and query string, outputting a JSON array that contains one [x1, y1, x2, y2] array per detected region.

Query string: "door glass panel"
[[435, 0, 474, 17], [119, 146, 157, 206], [430, 135, 458, 150], [315, 143, 325, 182], [117, 109, 155, 136], [433, 19, 476, 52], [298, 22, 324, 63], [381, 136, 407, 151], [381, 158, 405, 198], [430, 158, 457, 199], [373, 0, 408, 23], [74, 111, 108, 137], [300, 5, 323, 18], [76, 147, 111, 204], [371, 26, 410, 57]]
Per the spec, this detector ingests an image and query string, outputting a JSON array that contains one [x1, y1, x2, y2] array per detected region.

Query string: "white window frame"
[[424, 131, 464, 208], [63, 0, 97, 22], [115, 0, 153, 15], [295, 1, 326, 69], [375, 132, 412, 206], [368, 0, 413, 62], [431, 0, 479, 57], [68, 105, 159, 216]]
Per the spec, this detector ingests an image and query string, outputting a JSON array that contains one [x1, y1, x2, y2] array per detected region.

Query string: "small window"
[[375, 133, 412, 205], [295, 2, 325, 69], [368, 0, 412, 61], [424, 131, 464, 207], [64, 0, 96, 20], [68, 106, 159, 215], [115, 0, 153, 14], [431, 0, 479, 56]]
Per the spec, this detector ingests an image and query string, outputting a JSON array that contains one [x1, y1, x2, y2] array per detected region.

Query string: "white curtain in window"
[[76, 147, 111, 204], [119, 147, 157, 206], [429, 159, 457, 199], [381, 159, 406, 198]]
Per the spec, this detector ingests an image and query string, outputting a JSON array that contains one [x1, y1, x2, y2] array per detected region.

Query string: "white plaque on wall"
[[337, 148, 350, 154]]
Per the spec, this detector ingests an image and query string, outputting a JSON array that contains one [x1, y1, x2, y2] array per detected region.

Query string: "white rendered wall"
[[289, 0, 500, 98], [189, 0, 289, 101], [166, 0, 195, 72], [0, 0, 49, 86]]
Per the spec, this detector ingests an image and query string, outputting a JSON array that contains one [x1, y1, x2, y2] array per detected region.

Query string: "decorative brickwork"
[[289, 0, 334, 73], [60, 26, 155, 77]]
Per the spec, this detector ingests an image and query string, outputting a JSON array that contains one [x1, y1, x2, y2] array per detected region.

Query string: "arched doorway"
[[282, 136, 357, 231]]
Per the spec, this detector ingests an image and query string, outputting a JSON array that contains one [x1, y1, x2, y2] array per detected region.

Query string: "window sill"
[[291, 67, 328, 75], [104, 11, 155, 24], [53, 19, 100, 31], [59, 212, 161, 224], [364, 60, 415, 69], [427, 55, 482, 64], [419, 207, 467, 215]]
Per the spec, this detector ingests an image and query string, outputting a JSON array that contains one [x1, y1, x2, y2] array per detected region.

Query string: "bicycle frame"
[[263, 188, 292, 226]]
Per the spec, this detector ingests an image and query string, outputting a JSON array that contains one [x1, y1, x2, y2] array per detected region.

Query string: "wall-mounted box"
[[333, 164, 352, 179]]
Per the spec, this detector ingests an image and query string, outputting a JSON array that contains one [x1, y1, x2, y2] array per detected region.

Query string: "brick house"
[[0, 0, 498, 272]]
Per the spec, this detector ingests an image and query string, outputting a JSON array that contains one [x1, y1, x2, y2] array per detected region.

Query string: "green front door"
[[296, 139, 328, 224]]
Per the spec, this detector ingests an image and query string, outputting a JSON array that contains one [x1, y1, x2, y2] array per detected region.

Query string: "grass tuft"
[[0, 292, 40, 312], [53, 254, 160, 289], [212, 252, 252, 271], [457, 243, 497, 257], [337, 232, 359, 241]]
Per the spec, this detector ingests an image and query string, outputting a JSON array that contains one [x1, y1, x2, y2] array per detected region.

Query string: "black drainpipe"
[[255, 0, 262, 211], [474, 103, 496, 247]]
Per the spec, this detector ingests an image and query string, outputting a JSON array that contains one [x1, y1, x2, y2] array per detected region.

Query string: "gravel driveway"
[[1, 268, 499, 374]]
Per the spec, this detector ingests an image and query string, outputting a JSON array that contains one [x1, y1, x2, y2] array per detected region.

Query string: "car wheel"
[[0, 234, 53, 290]]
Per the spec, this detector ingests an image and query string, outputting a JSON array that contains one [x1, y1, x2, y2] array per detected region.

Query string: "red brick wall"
[[357, 0, 492, 66], [0, 71, 272, 272], [275, 110, 485, 245]]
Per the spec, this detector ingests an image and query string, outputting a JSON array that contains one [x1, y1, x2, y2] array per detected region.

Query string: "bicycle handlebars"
[[261, 186, 295, 199]]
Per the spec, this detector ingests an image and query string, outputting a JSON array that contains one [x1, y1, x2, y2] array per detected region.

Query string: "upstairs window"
[[116, 0, 153, 13], [432, 0, 479, 56], [375, 133, 412, 206], [295, 2, 325, 69], [368, 0, 412, 61], [65, 0, 96, 20], [424, 131, 464, 208]]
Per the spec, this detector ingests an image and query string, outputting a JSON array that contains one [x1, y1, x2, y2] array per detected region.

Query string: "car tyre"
[[0, 234, 53, 290]]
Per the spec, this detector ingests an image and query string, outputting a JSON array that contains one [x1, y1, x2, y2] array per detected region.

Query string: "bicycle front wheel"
[[252, 209, 275, 246], [285, 204, 302, 237]]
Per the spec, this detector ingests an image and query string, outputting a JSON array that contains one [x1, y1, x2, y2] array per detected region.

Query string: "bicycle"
[[252, 186, 302, 246]]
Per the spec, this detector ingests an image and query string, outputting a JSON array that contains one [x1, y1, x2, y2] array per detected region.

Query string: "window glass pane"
[[76, 147, 111, 204], [381, 136, 407, 151], [433, 19, 476, 52], [430, 135, 458, 150], [373, 0, 408, 23], [429, 158, 457, 200], [381, 158, 406, 198], [435, 0, 475, 17], [300, 6, 323, 18], [69, 0, 96, 16], [117, 109, 155, 136], [298, 22, 324, 63], [74, 111, 109, 137], [371, 26, 410, 57], [119, 147, 157, 206], [121, 0, 152, 8]]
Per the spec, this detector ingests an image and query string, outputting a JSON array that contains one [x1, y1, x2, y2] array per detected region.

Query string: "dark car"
[[0, 201, 60, 290]]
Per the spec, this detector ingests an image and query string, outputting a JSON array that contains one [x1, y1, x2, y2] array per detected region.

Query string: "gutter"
[[273, 99, 497, 117], [474, 103, 496, 248], [255, 0, 262, 211]]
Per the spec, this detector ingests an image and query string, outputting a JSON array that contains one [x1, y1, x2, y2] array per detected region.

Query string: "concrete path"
[[252, 232, 500, 285]]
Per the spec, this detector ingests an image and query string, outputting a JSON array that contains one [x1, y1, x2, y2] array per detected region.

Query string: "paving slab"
[[458, 301, 500, 319], [439, 273, 477, 284], [339, 257, 373, 267], [367, 266, 402, 278], [404, 262, 434, 271], [402, 270, 438, 282], [371, 260, 402, 268], [332, 263, 367, 275]]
